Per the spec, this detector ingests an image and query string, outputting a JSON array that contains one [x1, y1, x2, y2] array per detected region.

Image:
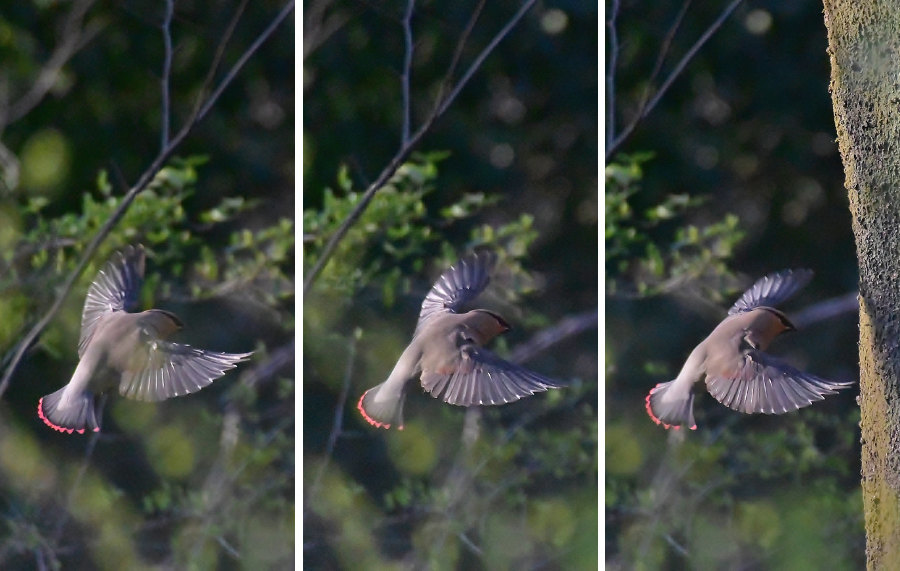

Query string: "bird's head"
[[464, 309, 511, 344], [137, 309, 184, 339]]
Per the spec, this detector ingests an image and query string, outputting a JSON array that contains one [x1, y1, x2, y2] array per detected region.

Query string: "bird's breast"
[[415, 322, 465, 374], [86, 313, 146, 371]]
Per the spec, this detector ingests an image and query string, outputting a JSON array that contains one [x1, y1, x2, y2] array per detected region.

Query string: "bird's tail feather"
[[645, 380, 697, 430], [357, 382, 406, 430], [38, 387, 101, 434]]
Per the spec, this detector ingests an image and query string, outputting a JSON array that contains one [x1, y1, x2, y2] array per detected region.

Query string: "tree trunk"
[[823, 1, 900, 567]]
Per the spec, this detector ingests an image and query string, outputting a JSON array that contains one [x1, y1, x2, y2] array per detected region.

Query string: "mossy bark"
[[823, 1, 900, 568]]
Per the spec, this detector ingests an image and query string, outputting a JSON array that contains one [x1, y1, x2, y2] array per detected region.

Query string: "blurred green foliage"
[[305, 2, 597, 568], [606, 152, 744, 299], [0, 1, 293, 568], [606, 1, 862, 569], [304, 149, 597, 567]]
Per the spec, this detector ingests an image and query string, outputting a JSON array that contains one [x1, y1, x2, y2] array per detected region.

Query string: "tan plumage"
[[645, 269, 853, 430], [357, 251, 564, 430], [38, 245, 253, 434]]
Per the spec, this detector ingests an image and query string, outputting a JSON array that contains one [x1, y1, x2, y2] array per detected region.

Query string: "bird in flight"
[[38, 245, 253, 434], [357, 251, 564, 430], [645, 269, 853, 430]]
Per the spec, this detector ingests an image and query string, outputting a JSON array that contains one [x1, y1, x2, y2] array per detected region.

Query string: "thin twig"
[[605, 0, 619, 150], [324, 335, 356, 457], [197, 1, 291, 122], [645, 0, 693, 94], [310, 333, 357, 496], [303, 0, 537, 294], [3, 0, 103, 126], [417, 388, 586, 567], [0, 141, 21, 191], [401, 0, 415, 144], [790, 291, 858, 329], [633, 422, 732, 565], [191, 342, 294, 564], [50, 397, 105, 543], [457, 531, 483, 556], [508, 310, 597, 364], [160, 0, 174, 150], [0, 1, 294, 400], [216, 536, 242, 559], [433, 0, 486, 110], [627, 0, 693, 139], [192, 0, 251, 121], [606, 0, 745, 161], [432, 0, 536, 119], [412, 311, 584, 567], [303, 0, 354, 59]]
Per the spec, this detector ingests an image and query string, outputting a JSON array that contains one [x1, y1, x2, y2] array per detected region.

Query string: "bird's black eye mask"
[[765, 307, 797, 332], [485, 311, 511, 331]]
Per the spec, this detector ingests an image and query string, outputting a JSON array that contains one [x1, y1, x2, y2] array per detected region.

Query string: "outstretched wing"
[[416, 251, 496, 334], [79, 245, 145, 356], [705, 349, 853, 414], [728, 269, 814, 315], [118, 340, 252, 402], [420, 345, 564, 407]]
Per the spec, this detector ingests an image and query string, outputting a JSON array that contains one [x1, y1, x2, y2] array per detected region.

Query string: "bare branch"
[[303, 0, 537, 294], [790, 291, 858, 329], [193, 0, 251, 121], [432, 0, 536, 119], [410, 312, 585, 567], [508, 310, 598, 364], [197, 0, 290, 122], [0, 141, 20, 191], [0, 1, 295, 400], [606, 0, 744, 161], [323, 335, 356, 458], [3, 0, 103, 126], [202, 341, 294, 496], [185, 341, 293, 564], [620, 0, 694, 149], [303, 0, 353, 59], [433, 0, 486, 114], [645, 0, 693, 93], [606, 0, 619, 150], [310, 333, 357, 497], [457, 531, 483, 556], [50, 398, 105, 544], [401, 0, 415, 144], [160, 0, 174, 150]]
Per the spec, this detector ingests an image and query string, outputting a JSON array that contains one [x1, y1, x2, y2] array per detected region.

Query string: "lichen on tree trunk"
[[823, 0, 900, 567]]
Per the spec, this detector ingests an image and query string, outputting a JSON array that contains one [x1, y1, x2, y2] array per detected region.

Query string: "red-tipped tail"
[[38, 387, 101, 434], [645, 381, 697, 431], [357, 385, 405, 430]]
